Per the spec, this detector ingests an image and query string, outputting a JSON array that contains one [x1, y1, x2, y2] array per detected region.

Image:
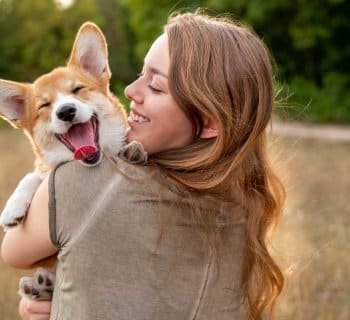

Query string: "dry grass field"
[[0, 128, 34, 320], [271, 136, 350, 319], [0, 127, 349, 319]]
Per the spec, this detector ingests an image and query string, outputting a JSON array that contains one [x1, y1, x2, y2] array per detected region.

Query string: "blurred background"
[[0, 0, 349, 319]]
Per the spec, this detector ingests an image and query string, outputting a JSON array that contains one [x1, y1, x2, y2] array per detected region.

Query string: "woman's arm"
[[1, 176, 58, 269]]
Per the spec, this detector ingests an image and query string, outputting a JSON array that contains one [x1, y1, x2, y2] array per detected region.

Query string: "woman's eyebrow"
[[144, 63, 168, 79], [150, 67, 168, 78]]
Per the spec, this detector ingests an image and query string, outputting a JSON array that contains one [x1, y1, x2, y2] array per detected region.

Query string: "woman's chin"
[[126, 132, 145, 148]]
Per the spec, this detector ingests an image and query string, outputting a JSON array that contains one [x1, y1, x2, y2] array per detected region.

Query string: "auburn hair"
[[149, 11, 285, 320]]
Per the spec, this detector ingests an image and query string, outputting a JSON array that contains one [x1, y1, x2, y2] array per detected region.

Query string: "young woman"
[[2, 11, 284, 320]]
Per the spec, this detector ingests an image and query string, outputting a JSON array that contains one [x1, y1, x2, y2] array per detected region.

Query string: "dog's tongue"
[[63, 122, 97, 160], [74, 145, 97, 160]]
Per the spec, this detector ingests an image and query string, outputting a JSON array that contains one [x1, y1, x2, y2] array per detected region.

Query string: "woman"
[[2, 11, 284, 320]]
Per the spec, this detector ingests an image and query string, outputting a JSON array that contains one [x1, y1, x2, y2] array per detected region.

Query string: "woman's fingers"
[[19, 297, 52, 320]]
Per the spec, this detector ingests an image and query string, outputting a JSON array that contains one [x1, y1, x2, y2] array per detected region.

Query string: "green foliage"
[[120, 0, 205, 62], [0, 0, 103, 82], [0, 0, 349, 124], [282, 73, 350, 123], [120, 0, 168, 63], [94, 0, 137, 83], [204, 0, 350, 122]]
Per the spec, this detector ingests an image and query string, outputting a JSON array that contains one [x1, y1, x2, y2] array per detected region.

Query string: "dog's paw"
[[0, 171, 44, 230], [0, 199, 29, 230], [18, 268, 56, 301], [119, 141, 148, 164]]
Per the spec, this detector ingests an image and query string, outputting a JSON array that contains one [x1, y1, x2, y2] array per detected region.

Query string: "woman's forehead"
[[144, 34, 169, 75]]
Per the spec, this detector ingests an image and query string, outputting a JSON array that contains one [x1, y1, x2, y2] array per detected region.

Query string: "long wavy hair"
[[148, 11, 285, 320]]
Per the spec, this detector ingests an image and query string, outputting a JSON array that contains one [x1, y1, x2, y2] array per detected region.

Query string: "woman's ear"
[[200, 117, 219, 139]]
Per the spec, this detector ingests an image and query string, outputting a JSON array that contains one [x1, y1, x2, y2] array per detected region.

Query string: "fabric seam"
[[48, 161, 70, 249], [191, 252, 213, 320]]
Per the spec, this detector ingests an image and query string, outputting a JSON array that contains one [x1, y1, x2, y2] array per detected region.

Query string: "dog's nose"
[[56, 104, 76, 122]]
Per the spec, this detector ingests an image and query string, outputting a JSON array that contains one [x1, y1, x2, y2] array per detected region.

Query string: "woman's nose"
[[124, 80, 143, 104], [124, 84, 132, 100]]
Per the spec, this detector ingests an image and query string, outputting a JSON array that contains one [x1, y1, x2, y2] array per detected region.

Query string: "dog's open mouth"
[[56, 116, 101, 165]]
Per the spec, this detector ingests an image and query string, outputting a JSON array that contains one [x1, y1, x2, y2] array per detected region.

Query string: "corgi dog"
[[0, 22, 128, 228], [0, 22, 145, 300]]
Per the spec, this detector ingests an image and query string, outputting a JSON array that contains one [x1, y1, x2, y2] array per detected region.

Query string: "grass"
[[0, 128, 349, 319], [270, 136, 350, 319], [0, 128, 35, 320]]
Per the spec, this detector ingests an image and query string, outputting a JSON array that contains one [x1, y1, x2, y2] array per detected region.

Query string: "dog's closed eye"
[[38, 102, 51, 110], [72, 86, 85, 94]]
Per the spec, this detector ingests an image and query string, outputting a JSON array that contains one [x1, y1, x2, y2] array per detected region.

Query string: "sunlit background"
[[55, 0, 74, 9], [0, 0, 349, 319]]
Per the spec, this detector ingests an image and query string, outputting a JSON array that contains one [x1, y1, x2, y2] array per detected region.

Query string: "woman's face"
[[124, 34, 193, 155]]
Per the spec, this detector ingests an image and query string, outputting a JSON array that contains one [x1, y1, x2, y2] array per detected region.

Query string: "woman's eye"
[[147, 84, 162, 93], [72, 86, 85, 94], [38, 102, 51, 110]]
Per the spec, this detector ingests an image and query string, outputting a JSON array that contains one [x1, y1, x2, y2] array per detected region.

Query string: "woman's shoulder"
[[50, 155, 183, 201], [50, 155, 152, 181]]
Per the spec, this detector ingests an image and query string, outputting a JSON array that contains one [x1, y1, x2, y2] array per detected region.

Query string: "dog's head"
[[0, 23, 126, 166]]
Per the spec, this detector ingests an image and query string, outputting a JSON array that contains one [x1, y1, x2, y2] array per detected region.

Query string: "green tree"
[[121, 0, 206, 61], [0, 0, 104, 82], [1, 0, 349, 123]]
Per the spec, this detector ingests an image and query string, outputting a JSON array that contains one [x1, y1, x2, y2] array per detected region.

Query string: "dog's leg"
[[19, 267, 56, 301], [0, 171, 46, 229]]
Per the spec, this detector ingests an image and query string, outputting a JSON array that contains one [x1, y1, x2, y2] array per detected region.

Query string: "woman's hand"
[[19, 297, 51, 320]]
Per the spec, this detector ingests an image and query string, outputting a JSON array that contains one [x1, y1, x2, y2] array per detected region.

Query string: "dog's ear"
[[0, 80, 28, 127], [68, 22, 111, 81]]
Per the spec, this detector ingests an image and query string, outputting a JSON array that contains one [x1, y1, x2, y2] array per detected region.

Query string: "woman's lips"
[[128, 109, 150, 124]]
